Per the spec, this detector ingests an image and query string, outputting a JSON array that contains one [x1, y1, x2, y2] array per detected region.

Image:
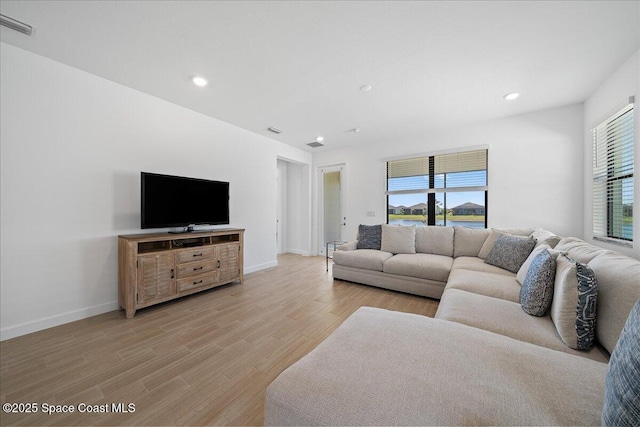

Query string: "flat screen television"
[[141, 172, 229, 230]]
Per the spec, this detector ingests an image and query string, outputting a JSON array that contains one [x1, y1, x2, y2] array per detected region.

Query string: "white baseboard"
[[244, 260, 278, 274], [0, 301, 120, 341]]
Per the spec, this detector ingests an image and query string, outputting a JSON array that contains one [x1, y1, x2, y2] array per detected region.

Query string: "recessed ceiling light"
[[191, 76, 208, 87], [503, 92, 520, 101], [360, 84, 372, 92], [316, 136, 324, 142]]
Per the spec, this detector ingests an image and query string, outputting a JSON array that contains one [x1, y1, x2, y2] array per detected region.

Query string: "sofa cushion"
[[436, 289, 609, 363], [520, 249, 557, 316], [452, 256, 515, 276], [551, 254, 598, 350], [453, 226, 490, 258], [415, 226, 454, 257], [477, 228, 504, 259], [380, 224, 416, 254], [484, 234, 536, 273], [445, 269, 521, 303], [555, 237, 606, 264], [530, 228, 561, 248], [266, 307, 609, 426], [382, 253, 453, 283], [588, 250, 640, 354], [356, 224, 382, 250], [602, 299, 640, 427], [332, 249, 393, 272]]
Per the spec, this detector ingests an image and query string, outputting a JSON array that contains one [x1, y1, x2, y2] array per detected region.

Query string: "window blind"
[[387, 149, 487, 192], [592, 102, 634, 244]]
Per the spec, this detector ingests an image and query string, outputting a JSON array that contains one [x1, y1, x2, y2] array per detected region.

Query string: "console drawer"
[[176, 272, 219, 293], [176, 260, 217, 279], [175, 246, 216, 264]]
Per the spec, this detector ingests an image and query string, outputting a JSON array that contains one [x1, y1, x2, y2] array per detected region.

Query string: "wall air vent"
[[0, 14, 33, 36], [267, 126, 283, 134], [306, 142, 325, 148]]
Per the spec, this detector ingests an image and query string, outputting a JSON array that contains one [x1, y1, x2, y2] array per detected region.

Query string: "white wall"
[[583, 50, 639, 259], [312, 103, 585, 248], [277, 160, 311, 255], [0, 43, 311, 340]]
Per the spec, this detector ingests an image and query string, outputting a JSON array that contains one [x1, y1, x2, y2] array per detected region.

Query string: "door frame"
[[317, 163, 346, 255]]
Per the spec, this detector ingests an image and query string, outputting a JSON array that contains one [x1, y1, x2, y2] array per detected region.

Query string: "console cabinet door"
[[218, 242, 240, 283], [137, 253, 176, 304]]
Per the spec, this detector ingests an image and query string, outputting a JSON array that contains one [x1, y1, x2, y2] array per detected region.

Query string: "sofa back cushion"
[[588, 251, 640, 354], [531, 228, 561, 248], [381, 224, 416, 254], [453, 226, 490, 258], [554, 237, 605, 264], [415, 226, 454, 257]]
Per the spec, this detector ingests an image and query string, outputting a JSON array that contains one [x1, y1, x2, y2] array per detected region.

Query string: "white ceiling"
[[1, 1, 639, 152]]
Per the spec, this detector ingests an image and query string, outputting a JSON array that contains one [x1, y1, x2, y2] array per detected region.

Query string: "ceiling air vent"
[[0, 14, 33, 36], [267, 126, 283, 134], [306, 142, 324, 148]]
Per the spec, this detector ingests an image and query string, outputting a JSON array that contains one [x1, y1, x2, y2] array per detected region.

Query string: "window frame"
[[386, 149, 488, 228], [592, 102, 634, 246]]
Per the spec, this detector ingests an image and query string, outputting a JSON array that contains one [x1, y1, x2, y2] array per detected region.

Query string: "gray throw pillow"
[[519, 249, 556, 316], [602, 299, 640, 426], [357, 224, 382, 250], [484, 234, 536, 273]]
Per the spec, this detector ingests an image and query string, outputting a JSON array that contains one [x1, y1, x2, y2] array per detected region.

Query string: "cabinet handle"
[[193, 280, 203, 285], [193, 266, 203, 271], [170, 269, 174, 279], [217, 260, 221, 268], [193, 253, 203, 257]]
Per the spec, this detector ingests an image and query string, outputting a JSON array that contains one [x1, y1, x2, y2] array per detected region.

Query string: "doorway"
[[319, 164, 346, 254]]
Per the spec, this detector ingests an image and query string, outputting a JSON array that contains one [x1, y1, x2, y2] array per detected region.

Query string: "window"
[[387, 149, 488, 228], [592, 102, 634, 245]]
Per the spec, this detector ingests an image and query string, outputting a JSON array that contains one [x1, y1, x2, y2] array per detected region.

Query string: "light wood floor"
[[0, 254, 438, 426]]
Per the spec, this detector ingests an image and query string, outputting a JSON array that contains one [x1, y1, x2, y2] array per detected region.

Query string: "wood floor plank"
[[0, 254, 439, 426]]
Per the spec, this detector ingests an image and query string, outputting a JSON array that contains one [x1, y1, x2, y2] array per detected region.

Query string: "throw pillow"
[[380, 224, 416, 254], [519, 249, 557, 316], [550, 254, 598, 350], [517, 243, 562, 285], [357, 224, 382, 250], [484, 234, 536, 273], [602, 299, 640, 427]]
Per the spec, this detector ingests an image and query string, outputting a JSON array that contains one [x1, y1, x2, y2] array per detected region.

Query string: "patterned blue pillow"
[[484, 234, 536, 273], [520, 249, 556, 316], [602, 299, 640, 426], [357, 225, 382, 250]]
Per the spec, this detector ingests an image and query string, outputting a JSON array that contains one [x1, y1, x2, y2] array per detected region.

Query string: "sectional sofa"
[[265, 225, 640, 425]]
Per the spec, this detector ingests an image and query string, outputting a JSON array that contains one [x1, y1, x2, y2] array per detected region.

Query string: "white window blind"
[[592, 102, 634, 245]]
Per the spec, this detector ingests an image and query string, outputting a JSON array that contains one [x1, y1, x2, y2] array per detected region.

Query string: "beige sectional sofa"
[[266, 226, 640, 425]]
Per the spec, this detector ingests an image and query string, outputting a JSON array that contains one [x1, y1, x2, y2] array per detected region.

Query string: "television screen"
[[141, 172, 229, 229]]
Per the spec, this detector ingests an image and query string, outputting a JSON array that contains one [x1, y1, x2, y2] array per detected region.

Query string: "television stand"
[[118, 228, 244, 318]]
